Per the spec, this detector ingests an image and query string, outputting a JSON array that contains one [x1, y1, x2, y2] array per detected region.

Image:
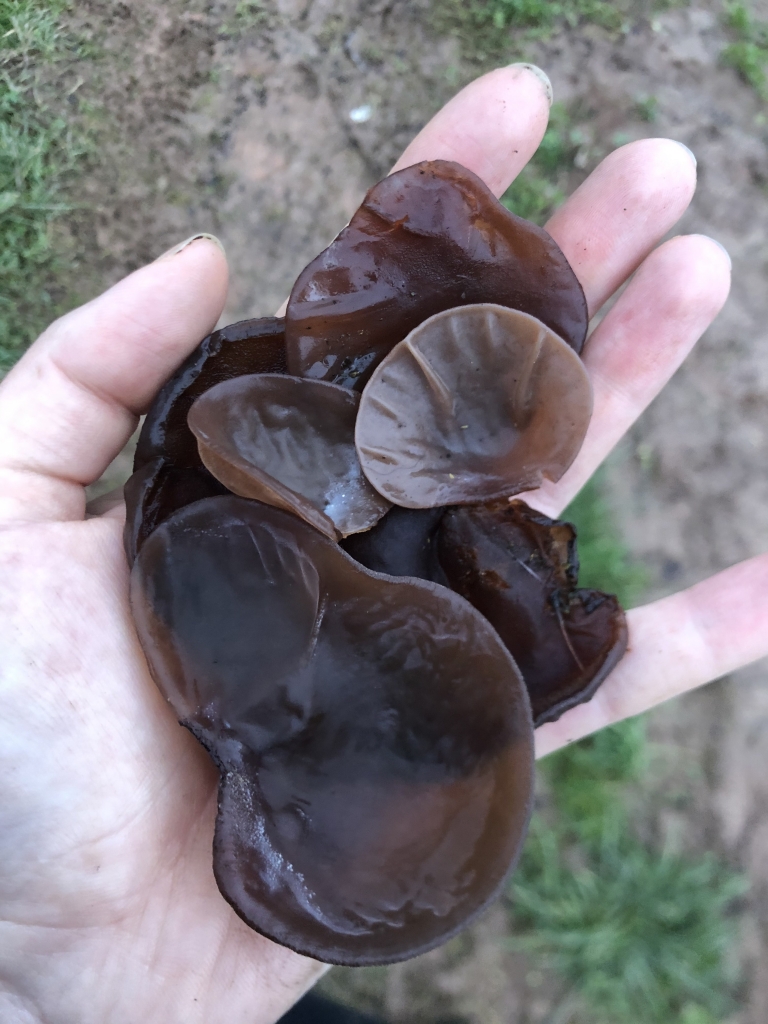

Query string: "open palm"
[[0, 64, 759, 1024]]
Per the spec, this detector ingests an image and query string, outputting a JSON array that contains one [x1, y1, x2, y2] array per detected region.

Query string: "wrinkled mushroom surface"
[[188, 374, 390, 540], [356, 304, 593, 509], [437, 500, 628, 727], [285, 160, 588, 388], [131, 497, 534, 965], [134, 316, 287, 471]]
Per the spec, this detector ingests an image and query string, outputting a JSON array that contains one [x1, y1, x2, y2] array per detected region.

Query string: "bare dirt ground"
[[67, 0, 768, 1019]]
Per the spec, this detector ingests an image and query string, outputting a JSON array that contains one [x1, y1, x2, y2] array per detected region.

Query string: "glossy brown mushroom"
[[188, 374, 390, 540], [356, 304, 593, 509], [437, 500, 628, 727], [340, 505, 448, 585], [134, 316, 287, 471], [125, 316, 285, 563], [122, 458, 228, 565], [131, 496, 534, 965], [285, 160, 588, 388]]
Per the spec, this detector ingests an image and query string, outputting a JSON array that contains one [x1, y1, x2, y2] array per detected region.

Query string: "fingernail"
[[509, 63, 553, 106], [708, 237, 732, 269], [673, 140, 697, 168], [154, 233, 225, 262]]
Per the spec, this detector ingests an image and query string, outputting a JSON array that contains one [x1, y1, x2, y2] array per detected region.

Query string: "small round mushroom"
[[355, 304, 593, 509], [438, 500, 628, 726], [188, 374, 391, 540], [135, 316, 287, 470], [285, 160, 588, 388], [125, 316, 286, 562], [131, 497, 534, 966]]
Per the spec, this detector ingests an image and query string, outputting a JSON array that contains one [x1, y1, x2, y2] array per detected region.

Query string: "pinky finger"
[[535, 553, 768, 758]]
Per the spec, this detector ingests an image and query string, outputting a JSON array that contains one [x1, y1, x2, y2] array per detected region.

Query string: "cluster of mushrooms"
[[126, 161, 628, 967]]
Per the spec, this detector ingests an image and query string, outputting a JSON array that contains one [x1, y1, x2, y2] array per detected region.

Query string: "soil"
[[64, 0, 768, 1019]]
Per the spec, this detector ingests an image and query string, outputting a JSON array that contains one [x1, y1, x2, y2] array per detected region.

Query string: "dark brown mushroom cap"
[[356, 304, 593, 509], [131, 496, 534, 965], [124, 316, 286, 564], [437, 500, 628, 727], [122, 458, 228, 565], [187, 374, 390, 540], [284, 160, 588, 389], [340, 505, 447, 584], [134, 316, 287, 471]]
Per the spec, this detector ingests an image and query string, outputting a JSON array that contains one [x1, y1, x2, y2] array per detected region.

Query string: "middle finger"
[[546, 137, 698, 313], [521, 231, 732, 519]]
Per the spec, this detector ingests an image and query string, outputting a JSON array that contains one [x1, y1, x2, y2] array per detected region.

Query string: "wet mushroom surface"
[[188, 374, 390, 540], [131, 497, 534, 965], [340, 499, 627, 727], [135, 315, 287, 471], [123, 458, 228, 565], [356, 304, 593, 508], [438, 500, 629, 726], [285, 159, 588, 388], [124, 316, 286, 562], [340, 505, 448, 583], [125, 157, 628, 968]]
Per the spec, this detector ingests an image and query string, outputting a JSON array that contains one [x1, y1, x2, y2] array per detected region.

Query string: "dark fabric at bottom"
[[278, 992, 385, 1023]]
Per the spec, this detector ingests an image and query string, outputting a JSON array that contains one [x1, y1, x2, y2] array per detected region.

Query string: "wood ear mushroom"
[[125, 159, 627, 967], [132, 498, 534, 965], [285, 160, 588, 388], [437, 500, 629, 727], [188, 374, 390, 540], [355, 304, 592, 508], [125, 316, 286, 562]]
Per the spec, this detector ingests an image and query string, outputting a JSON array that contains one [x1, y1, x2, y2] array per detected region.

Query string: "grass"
[[507, 477, 746, 1023], [319, 479, 744, 1024], [512, 816, 743, 1023], [635, 93, 659, 122], [431, 0, 627, 64], [223, 0, 275, 37], [500, 103, 576, 225], [564, 474, 648, 606], [0, 0, 86, 371], [431, 0, 694, 65], [722, 1, 768, 97]]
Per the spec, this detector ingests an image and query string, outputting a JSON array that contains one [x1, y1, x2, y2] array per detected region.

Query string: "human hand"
[[0, 63, 754, 1023]]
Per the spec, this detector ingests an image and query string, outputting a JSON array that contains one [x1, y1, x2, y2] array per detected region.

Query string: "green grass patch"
[[722, 1, 768, 98], [508, 478, 745, 1023], [430, 0, 627, 64], [431, 0, 692, 65], [564, 474, 648, 607], [0, 0, 87, 370], [635, 93, 659, 122], [500, 103, 576, 225], [512, 813, 743, 1023], [223, 0, 275, 37]]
